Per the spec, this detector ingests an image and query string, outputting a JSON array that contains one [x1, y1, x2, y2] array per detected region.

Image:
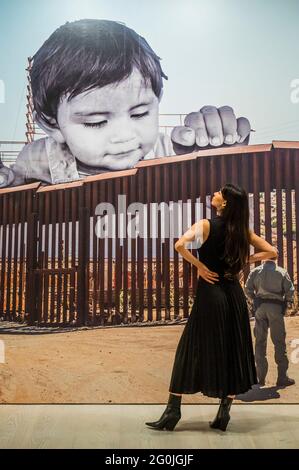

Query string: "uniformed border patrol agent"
[[245, 258, 295, 387]]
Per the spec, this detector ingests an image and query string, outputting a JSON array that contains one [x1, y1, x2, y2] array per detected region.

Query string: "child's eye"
[[83, 121, 107, 128], [131, 111, 149, 119]]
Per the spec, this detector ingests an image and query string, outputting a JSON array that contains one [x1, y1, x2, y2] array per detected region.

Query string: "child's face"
[[56, 68, 160, 170]]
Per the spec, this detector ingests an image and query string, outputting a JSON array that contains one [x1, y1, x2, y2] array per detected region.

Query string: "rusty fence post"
[[25, 212, 38, 325], [78, 206, 90, 326]]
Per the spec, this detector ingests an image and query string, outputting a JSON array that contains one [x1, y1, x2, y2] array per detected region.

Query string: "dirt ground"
[[0, 317, 298, 404]]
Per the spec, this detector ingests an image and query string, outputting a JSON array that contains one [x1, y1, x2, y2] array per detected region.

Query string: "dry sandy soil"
[[0, 317, 298, 404]]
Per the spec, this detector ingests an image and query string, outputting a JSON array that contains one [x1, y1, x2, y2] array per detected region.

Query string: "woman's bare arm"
[[174, 219, 219, 284], [174, 219, 208, 266], [248, 230, 278, 263]]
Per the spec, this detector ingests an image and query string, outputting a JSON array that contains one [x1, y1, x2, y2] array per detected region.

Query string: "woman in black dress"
[[146, 183, 278, 432]]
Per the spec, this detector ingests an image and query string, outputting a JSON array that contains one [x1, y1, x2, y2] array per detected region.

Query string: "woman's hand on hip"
[[197, 264, 219, 284]]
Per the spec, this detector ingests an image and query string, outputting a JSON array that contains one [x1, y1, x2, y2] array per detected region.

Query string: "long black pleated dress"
[[169, 215, 258, 398]]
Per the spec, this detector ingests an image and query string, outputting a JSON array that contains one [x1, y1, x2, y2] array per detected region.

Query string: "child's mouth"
[[111, 148, 140, 158]]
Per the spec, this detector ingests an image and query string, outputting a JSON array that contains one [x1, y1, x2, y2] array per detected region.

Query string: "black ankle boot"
[[145, 394, 182, 431], [209, 396, 233, 432]]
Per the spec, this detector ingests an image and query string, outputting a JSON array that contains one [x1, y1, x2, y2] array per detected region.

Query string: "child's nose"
[[110, 123, 136, 144]]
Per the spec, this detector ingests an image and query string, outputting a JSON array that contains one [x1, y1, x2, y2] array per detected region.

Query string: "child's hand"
[[0, 162, 15, 188], [171, 105, 251, 155]]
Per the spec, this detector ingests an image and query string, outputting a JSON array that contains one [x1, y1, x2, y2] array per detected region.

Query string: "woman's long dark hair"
[[219, 183, 250, 276]]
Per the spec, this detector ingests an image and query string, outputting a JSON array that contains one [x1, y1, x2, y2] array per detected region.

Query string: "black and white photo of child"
[[0, 19, 251, 188]]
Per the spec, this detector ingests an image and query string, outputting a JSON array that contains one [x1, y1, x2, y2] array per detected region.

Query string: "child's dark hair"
[[30, 19, 168, 126]]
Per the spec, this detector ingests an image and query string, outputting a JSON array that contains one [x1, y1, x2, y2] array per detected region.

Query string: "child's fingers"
[[195, 127, 209, 147], [184, 111, 209, 147], [218, 105, 238, 144], [171, 125, 196, 147], [184, 111, 205, 130], [200, 105, 224, 147], [0, 167, 15, 187], [175, 106, 251, 150], [236, 117, 251, 143]]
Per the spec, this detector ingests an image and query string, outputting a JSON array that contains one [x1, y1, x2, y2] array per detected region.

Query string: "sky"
[[0, 0, 299, 144]]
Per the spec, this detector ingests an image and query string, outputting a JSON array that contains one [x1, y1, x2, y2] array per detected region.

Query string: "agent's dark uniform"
[[244, 260, 295, 386]]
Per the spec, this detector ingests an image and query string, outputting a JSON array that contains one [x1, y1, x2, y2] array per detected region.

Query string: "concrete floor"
[[0, 404, 299, 449]]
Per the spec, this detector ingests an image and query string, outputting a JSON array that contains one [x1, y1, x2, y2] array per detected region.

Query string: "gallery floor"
[[0, 404, 298, 449]]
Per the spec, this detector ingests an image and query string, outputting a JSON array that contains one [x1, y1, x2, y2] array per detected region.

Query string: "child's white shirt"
[[10, 133, 175, 186]]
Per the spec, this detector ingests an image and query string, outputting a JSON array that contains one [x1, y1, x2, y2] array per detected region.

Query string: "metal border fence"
[[0, 141, 298, 326]]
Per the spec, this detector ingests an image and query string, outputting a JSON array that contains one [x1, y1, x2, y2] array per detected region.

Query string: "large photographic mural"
[[0, 19, 251, 188]]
